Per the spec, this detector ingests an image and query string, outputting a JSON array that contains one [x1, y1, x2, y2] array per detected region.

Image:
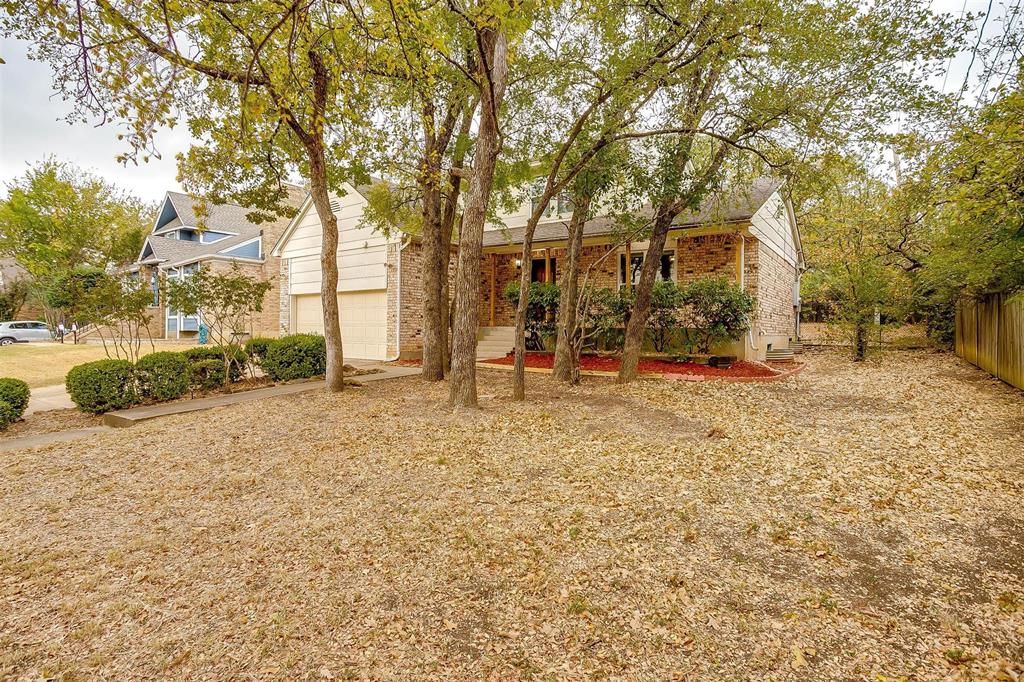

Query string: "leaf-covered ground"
[[1, 349, 1022, 680]]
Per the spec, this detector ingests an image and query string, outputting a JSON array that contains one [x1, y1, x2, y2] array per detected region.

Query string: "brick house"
[[128, 187, 305, 340], [273, 177, 804, 361]]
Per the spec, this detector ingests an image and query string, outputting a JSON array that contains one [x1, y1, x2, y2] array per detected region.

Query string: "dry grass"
[[0, 343, 196, 388], [1, 349, 1022, 680]]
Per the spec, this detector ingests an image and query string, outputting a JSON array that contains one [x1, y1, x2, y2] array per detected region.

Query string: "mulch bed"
[[481, 351, 782, 378]]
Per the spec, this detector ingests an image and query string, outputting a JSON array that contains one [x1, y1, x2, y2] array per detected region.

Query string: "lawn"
[[1, 349, 1022, 679], [0, 342, 195, 388]]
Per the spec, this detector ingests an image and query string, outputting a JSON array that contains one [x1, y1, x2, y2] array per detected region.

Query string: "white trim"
[[216, 235, 262, 258], [161, 253, 264, 270]]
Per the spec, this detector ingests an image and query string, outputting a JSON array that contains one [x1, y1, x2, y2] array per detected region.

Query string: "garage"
[[293, 291, 389, 360]]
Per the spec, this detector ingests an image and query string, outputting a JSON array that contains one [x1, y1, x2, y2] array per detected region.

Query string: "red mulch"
[[480, 352, 781, 378]]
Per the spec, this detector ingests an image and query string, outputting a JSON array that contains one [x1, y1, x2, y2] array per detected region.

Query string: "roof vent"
[[329, 199, 341, 213]]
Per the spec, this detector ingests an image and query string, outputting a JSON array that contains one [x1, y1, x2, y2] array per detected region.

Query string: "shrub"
[[678, 277, 756, 353], [135, 352, 189, 402], [183, 345, 246, 382], [648, 280, 686, 353], [0, 378, 30, 420], [0, 400, 15, 430], [66, 359, 138, 414], [244, 337, 275, 368], [262, 334, 326, 381], [188, 359, 226, 391], [504, 281, 560, 349]]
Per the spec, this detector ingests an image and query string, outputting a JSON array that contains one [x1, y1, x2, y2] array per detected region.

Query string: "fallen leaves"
[[0, 349, 1022, 679]]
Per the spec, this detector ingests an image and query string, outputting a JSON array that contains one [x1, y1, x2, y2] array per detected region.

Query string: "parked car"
[[0, 321, 53, 345]]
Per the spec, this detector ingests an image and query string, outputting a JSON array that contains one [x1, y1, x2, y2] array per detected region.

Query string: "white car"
[[0, 321, 54, 345]]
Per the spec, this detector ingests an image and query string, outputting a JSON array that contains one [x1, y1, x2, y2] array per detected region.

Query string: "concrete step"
[[765, 348, 796, 362]]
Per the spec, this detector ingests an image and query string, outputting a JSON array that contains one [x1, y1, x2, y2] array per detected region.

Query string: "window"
[[530, 180, 555, 218], [557, 193, 575, 216], [531, 179, 577, 218], [149, 270, 159, 307], [618, 251, 675, 288], [529, 257, 557, 283]]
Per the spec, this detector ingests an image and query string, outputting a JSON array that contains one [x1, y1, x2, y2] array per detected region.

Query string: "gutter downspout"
[[738, 233, 760, 354], [385, 237, 407, 362]]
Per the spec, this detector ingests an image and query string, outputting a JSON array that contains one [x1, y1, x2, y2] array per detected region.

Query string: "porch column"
[[676, 236, 683, 283], [544, 248, 551, 283], [489, 253, 496, 327], [624, 241, 632, 293], [734, 234, 743, 285]]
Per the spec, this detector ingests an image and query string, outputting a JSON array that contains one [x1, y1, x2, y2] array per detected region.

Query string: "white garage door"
[[293, 291, 388, 360]]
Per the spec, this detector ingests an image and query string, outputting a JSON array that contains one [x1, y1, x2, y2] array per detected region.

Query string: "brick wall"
[[675, 234, 740, 285], [752, 238, 797, 339], [390, 241, 458, 356], [205, 259, 279, 338]]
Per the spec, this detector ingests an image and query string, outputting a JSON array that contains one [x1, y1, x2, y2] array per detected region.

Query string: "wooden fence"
[[955, 293, 1024, 390]]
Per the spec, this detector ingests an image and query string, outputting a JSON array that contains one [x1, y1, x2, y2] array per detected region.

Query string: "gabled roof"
[[140, 186, 305, 268], [270, 180, 391, 257], [482, 178, 784, 248]]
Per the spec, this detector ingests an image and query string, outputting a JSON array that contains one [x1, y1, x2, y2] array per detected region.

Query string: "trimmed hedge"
[[262, 334, 326, 381], [188, 359, 226, 391], [66, 359, 138, 414], [0, 400, 16, 430], [244, 337, 275, 369], [135, 351, 189, 401], [0, 378, 30, 421], [183, 345, 246, 382]]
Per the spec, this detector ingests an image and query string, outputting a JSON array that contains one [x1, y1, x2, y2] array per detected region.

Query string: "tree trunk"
[[420, 144, 446, 381], [617, 207, 674, 384], [853, 318, 867, 361], [439, 105, 474, 375], [449, 28, 508, 408], [307, 149, 345, 391], [553, 196, 591, 382], [420, 100, 461, 381]]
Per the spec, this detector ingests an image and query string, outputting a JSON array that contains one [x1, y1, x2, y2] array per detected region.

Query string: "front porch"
[[478, 231, 750, 329]]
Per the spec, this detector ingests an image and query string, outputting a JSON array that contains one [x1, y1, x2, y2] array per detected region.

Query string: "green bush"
[[504, 281, 561, 348], [244, 337, 275, 368], [188, 359, 226, 391], [0, 400, 16, 430], [66, 359, 138, 414], [183, 345, 246, 382], [262, 334, 326, 381], [0, 378, 30, 420], [135, 352, 189, 402], [678, 276, 756, 353]]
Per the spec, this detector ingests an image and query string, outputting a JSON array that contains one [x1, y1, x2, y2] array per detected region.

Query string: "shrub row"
[[66, 335, 326, 414], [66, 346, 249, 414], [0, 377, 30, 430]]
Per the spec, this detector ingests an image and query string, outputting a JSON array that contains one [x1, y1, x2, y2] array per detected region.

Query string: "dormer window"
[[531, 179, 576, 218]]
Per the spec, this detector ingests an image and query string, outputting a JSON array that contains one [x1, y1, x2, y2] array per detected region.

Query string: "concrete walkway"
[[0, 427, 110, 453], [103, 363, 421, 427], [26, 383, 75, 415], [1, 362, 420, 450]]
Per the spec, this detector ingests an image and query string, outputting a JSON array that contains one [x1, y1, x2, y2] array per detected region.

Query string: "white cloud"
[[0, 37, 189, 202]]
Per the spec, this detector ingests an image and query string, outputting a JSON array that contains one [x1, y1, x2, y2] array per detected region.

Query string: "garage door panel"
[[292, 291, 388, 360]]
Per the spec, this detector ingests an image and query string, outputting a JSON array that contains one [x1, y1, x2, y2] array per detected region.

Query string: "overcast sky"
[[0, 0, 1011, 203]]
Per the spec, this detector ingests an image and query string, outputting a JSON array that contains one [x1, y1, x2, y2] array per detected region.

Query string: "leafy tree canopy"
[[0, 158, 150, 278]]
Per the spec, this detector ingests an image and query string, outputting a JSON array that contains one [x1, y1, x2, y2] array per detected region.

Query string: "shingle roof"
[[482, 177, 782, 248], [142, 186, 305, 267]]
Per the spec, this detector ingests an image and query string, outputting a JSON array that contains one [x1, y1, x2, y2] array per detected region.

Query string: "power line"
[[958, 0, 996, 99], [941, 0, 971, 92]]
